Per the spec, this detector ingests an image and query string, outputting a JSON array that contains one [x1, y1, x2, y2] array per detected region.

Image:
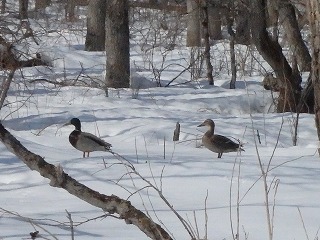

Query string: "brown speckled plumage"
[[198, 119, 244, 158]]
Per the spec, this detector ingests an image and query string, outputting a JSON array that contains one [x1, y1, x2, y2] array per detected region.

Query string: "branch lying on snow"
[[0, 122, 172, 240]]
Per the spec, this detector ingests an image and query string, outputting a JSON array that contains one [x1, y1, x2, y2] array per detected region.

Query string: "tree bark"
[[186, 0, 201, 47], [105, 0, 130, 89], [208, 4, 222, 40], [235, 0, 251, 45], [19, 0, 28, 19], [1, 0, 6, 13], [0, 122, 173, 240], [202, 0, 214, 85], [308, 0, 320, 154], [65, 1, 74, 21], [266, 0, 279, 27], [249, 0, 301, 112], [278, 0, 311, 72], [35, 0, 50, 10], [227, 16, 236, 89], [85, 0, 106, 51], [173, 122, 180, 141], [0, 69, 15, 110], [298, 74, 314, 113]]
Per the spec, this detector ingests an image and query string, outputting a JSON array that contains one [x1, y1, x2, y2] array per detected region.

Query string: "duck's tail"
[[238, 142, 245, 152], [104, 142, 112, 151]]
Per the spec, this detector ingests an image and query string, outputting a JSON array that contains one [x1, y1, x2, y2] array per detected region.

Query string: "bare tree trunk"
[[249, 0, 301, 113], [235, 0, 251, 45], [66, 0, 76, 21], [308, 0, 320, 154], [229, 35, 236, 89], [35, 0, 50, 10], [227, 17, 236, 89], [278, 0, 311, 72], [208, 4, 222, 40], [266, 0, 278, 27], [35, 0, 50, 19], [298, 74, 314, 113], [173, 122, 180, 141], [19, 0, 28, 19], [0, 123, 173, 240], [85, 0, 106, 51], [105, 0, 130, 89], [202, 0, 213, 85], [186, 0, 201, 47], [0, 69, 15, 110], [1, 0, 6, 13], [65, 0, 88, 21]]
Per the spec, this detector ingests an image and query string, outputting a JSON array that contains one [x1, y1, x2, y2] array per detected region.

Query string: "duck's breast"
[[69, 130, 81, 149], [202, 134, 222, 153]]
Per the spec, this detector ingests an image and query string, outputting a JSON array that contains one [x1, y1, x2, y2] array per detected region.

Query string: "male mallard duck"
[[64, 118, 112, 158], [198, 119, 244, 158]]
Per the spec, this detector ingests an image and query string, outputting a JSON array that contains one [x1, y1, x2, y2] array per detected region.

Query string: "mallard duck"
[[198, 119, 244, 158], [64, 118, 112, 158]]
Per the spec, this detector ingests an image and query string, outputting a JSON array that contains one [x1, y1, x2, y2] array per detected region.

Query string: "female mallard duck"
[[198, 119, 244, 158], [64, 118, 112, 158]]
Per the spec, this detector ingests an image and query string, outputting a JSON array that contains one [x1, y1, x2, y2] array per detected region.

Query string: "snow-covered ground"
[[0, 8, 320, 240]]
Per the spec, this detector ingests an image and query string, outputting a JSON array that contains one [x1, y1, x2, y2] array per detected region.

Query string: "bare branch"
[[0, 69, 16, 110]]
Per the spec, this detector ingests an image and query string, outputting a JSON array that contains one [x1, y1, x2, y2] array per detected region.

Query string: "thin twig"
[[204, 190, 209, 240], [297, 207, 310, 240], [193, 211, 200, 239], [0, 68, 16, 110], [135, 136, 139, 163], [65, 210, 74, 240], [246, 79, 274, 240]]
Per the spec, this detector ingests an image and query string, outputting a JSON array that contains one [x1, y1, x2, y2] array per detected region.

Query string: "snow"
[[1, 11, 320, 240]]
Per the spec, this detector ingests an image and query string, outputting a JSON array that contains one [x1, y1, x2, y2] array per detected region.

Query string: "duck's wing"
[[213, 134, 241, 150], [82, 132, 112, 150]]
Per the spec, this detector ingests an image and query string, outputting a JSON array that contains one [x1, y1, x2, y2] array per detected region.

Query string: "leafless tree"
[[186, 0, 201, 47], [308, 0, 320, 154], [65, 0, 76, 21], [226, 1, 237, 89], [105, 0, 130, 89], [35, 0, 51, 11], [207, 1, 222, 40], [19, 0, 28, 19], [202, 0, 214, 85], [1, 0, 5, 13], [249, 0, 302, 113], [85, 0, 106, 51], [278, 0, 311, 72], [233, 0, 251, 45]]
